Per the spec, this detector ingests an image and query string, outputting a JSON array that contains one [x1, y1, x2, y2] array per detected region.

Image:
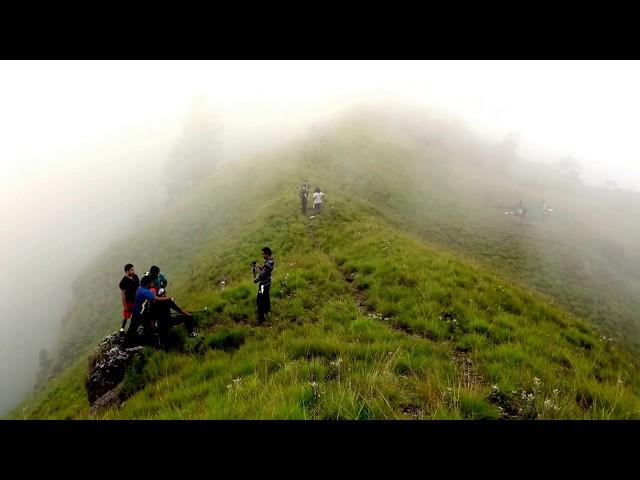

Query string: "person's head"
[[262, 246, 272, 259], [140, 275, 153, 289], [124, 263, 135, 277], [149, 266, 160, 279], [315, 187, 320, 193]]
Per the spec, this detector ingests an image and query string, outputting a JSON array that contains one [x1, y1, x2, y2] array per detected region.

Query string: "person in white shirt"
[[312, 187, 325, 215]]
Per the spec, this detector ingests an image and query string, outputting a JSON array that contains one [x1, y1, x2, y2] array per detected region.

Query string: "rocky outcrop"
[[86, 333, 144, 415]]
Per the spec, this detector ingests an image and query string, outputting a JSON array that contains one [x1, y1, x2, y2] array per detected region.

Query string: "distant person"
[[118, 263, 139, 335], [153, 290, 198, 346], [300, 182, 310, 214], [312, 187, 325, 215], [125, 275, 173, 346], [145, 266, 167, 292], [253, 246, 275, 325]]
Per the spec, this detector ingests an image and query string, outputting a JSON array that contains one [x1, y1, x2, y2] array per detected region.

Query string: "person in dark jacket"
[[153, 290, 198, 347], [253, 246, 275, 325], [300, 182, 310, 214]]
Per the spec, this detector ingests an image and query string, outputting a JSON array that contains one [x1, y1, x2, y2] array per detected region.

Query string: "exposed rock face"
[[86, 333, 144, 414]]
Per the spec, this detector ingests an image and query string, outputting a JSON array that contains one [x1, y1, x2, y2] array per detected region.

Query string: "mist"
[[2, 60, 640, 415]]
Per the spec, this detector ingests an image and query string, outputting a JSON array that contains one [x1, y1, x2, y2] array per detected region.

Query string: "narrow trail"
[[300, 204, 509, 418], [453, 350, 484, 389]]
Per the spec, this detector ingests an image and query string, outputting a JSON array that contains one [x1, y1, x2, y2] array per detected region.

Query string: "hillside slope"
[[12, 111, 640, 419]]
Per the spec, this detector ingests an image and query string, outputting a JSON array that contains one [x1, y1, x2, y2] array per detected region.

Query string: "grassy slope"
[[300, 115, 640, 347], [12, 119, 640, 419], [11, 114, 640, 419]]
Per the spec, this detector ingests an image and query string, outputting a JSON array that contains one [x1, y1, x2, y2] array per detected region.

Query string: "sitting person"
[[153, 290, 198, 347], [125, 275, 173, 347]]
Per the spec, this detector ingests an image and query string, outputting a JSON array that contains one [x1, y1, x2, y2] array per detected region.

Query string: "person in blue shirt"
[[125, 275, 173, 346]]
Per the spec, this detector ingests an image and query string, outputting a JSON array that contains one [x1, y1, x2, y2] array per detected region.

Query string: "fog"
[[2, 60, 640, 415]]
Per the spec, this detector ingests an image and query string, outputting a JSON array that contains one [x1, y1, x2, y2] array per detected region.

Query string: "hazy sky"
[[3, 60, 640, 190], [2, 60, 640, 414]]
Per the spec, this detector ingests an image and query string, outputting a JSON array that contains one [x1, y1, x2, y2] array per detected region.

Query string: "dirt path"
[[453, 349, 484, 389]]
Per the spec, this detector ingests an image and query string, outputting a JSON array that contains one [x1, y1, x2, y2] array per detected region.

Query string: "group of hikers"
[[118, 264, 198, 348], [118, 246, 276, 347], [505, 199, 553, 218], [116, 182, 332, 344], [299, 182, 325, 215]]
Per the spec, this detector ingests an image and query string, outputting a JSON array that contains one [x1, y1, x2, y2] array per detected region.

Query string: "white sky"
[[1, 60, 640, 190]]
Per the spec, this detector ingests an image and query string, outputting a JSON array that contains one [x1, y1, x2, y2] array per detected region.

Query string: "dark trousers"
[[159, 314, 195, 337], [301, 197, 307, 214], [125, 313, 155, 347], [314, 203, 321, 215], [257, 283, 271, 323]]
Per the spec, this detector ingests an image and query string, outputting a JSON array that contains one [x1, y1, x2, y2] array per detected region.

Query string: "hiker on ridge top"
[[300, 182, 310, 215], [312, 187, 325, 215]]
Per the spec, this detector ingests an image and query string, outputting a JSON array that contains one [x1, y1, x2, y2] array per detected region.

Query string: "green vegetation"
[[12, 109, 640, 419]]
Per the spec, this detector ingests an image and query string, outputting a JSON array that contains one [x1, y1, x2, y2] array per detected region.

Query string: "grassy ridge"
[[13, 112, 640, 419], [13, 189, 640, 419]]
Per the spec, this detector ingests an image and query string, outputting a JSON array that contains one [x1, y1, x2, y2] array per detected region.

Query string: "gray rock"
[[86, 332, 145, 408]]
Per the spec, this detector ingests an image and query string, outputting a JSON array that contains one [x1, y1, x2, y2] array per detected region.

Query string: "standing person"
[[312, 187, 325, 215], [118, 264, 139, 335], [300, 182, 310, 214], [253, 246, 275, 325], [125, 275, 173, 347]]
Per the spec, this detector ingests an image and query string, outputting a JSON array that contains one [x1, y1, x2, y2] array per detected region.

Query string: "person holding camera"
[[252, 246, 275, 325]]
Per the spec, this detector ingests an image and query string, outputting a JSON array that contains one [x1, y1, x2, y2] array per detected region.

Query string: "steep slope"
[[12, 111, 640, 419]]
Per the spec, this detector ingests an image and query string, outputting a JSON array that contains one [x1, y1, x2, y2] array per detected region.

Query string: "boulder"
[[86, 332, 145, 410]]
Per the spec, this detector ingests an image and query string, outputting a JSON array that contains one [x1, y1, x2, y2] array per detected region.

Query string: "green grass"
[[11, 111, 640, 419]]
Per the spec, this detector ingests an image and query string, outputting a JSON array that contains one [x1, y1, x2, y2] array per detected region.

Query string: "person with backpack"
[[312, 187, 325, 215], [118, 263, 139, 335], [253, 246, 275, 325]]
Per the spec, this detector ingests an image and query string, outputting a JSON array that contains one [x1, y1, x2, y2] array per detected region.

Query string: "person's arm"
[[256, 260, 273, 279], [153, 295, 173, 302], [121, 290, 126, 308]]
